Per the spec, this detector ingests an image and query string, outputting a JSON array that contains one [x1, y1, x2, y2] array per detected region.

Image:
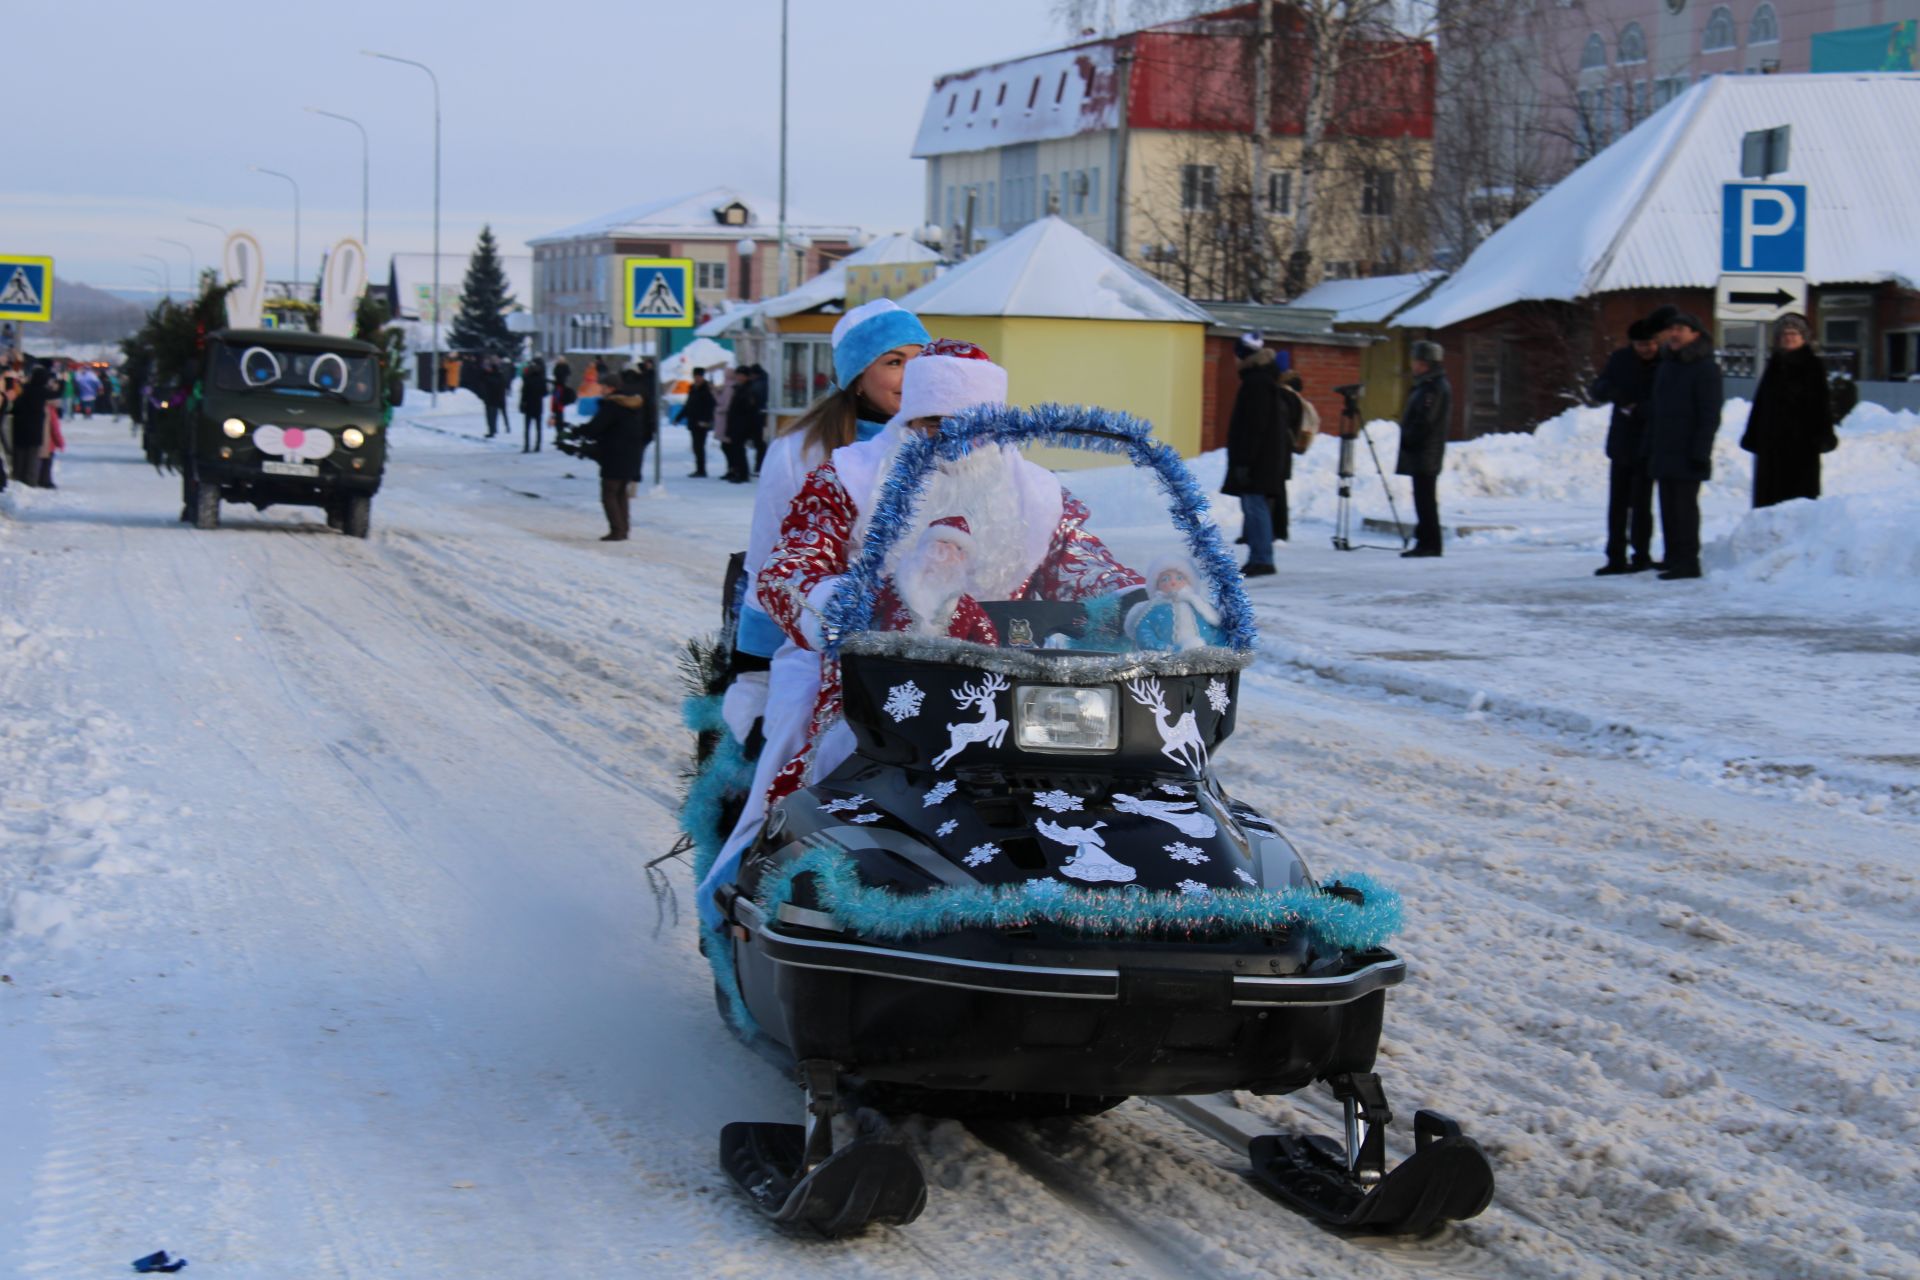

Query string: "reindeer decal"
[[932, 672, 1010, 769], [1124, 677, 1208, 772]]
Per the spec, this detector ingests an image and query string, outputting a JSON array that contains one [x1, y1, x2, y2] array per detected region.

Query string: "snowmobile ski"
[[1247, 1073, 1495, 1235], [718, 1061, 927, 1236]]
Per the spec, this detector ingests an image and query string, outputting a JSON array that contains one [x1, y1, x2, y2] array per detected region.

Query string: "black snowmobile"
[[691, 406, 1494, 1238]]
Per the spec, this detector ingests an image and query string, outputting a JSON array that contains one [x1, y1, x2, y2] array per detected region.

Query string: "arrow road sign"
[[1714, 273, 1806, 323]]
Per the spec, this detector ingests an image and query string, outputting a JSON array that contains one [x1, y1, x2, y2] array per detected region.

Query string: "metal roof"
[[529, 186, 861, 246], [1397, 74, 1920, 331]]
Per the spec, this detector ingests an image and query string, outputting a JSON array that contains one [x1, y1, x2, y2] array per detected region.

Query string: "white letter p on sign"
[[1740, 189, 1797, 269]]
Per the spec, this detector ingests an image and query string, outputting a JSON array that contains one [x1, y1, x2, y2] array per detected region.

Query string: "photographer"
[[1396, 340, 1452, 559]]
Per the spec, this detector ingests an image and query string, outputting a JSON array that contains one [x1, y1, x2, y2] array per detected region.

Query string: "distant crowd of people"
[[0, 354, 115, 491]]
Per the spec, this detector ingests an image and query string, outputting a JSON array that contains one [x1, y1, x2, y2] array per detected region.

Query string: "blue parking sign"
[[1721, 184, 1806, 274]]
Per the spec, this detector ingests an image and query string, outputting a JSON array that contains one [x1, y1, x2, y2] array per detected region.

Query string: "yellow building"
[[898, 216, 1211, 468]]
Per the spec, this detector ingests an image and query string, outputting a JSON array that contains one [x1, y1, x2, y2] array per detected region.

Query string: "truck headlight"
[[1014, 685, 1118, 753], [222, 417, 246, 438], [341, 428, 365, 449]]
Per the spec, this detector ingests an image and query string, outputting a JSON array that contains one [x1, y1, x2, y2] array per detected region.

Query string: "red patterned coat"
[[756, 457, 1143, 803]]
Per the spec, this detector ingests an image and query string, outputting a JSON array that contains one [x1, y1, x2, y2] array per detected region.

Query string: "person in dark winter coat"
[[550, 358, 573, 430], [673, 366, 717, 477], [478, 357, 510, 437], [721, 365, 764, 483], [1642, 313, 1724, 579], [1588, 317, 1664, 574], [1396, 340, 1453, 557], [577, 368, 654, 541], [1740, 313, 1834, 508], [519, 358, 548, 452], [9, 365, 51, 488], [1220, 331, 1291, 576]]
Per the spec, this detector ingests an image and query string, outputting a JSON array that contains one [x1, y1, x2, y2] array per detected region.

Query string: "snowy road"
[[3, 409, 1915, 1278]]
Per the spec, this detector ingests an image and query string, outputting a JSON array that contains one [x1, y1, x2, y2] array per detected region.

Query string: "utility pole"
[[307, 107, 371, 250], [364, 51, 441, 406], [777, 0, 791, 295], [1114, 45, 1135, 261]]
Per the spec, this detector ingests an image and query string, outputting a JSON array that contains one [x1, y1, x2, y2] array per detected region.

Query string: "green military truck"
[[184, 328, 397, 537]]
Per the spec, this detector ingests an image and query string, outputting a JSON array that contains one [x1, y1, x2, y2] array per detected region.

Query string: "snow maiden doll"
[[751, 339, 1145, 810], [696, 300, 927, 929], [1124, 555, 1228, 651]]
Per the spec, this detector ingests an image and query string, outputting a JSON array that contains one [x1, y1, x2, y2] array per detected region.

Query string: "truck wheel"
[[324, 501, 344, 531], [342, 494, 372, 539], [192, 483, 220, 530]]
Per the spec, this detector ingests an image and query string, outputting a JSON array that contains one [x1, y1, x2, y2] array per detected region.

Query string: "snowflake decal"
[[1026, 877, 1067, 897], [936, 819, 958, 837], [1165, 842, 1208, 865], [923, 779, 957, 807], [883, 681, 926, 722], [818, 794, 868, 814], [1233, 867, 1258, 887], [850, 813, 882, 825], [1031, 789, 1083, 813], [1156, 782, 1189, 797], [1206, 679, 1231, 714], [964, 843, 1000, 867], [1177, 879, 1212, 897]]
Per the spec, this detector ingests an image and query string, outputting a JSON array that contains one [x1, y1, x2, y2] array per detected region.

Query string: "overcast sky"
[[6, 0, 1068, 294]]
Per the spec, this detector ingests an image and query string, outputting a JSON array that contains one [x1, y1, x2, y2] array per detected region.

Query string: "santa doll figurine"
[[1123, 556, 1228, 651], [891, 515, 999, 641]]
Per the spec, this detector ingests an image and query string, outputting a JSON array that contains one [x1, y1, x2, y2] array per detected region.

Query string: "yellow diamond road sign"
[[623, 257, 694, 329], [0, 256, 53, 323]]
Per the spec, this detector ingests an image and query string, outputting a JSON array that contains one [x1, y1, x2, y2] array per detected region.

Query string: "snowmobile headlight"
[[221, 417, 247, 438], [1014, 684, 1118, 753], [341, 427, 365, 449]]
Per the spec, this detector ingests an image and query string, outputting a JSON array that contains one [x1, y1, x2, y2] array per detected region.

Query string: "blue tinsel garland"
[[677, 692, 763, 1040], [821, 404, 1257, 656], [755, 847, 1403, 954]]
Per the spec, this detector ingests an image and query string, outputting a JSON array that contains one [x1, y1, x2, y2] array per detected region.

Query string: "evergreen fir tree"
[[447, 224, 518, 358]]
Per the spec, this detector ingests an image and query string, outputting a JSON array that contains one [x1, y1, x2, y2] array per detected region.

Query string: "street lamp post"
[[157, 237, 196, 294], [250, 165, 302, 293], [306, 106, 370, 249], [364, 50, 441, 406], [777, 0, 790, 295], [138, 253, 172, 299], [133, 263, 165, 299]]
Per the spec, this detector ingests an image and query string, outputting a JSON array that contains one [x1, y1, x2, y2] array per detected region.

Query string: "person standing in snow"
[[1588, 317, 1664, 574], [1220, 330, 1289, 577], [575, 368, 653, 542], [673, 365, 717, 478], [479, 356, 510, 437], [697, 300, 929, 930], [720, 366, 761, 483], [1643, 312, 1724, 580], [1396, 340, 1453, 558], [518, 356, 548, 452], [74, 365, 101, 419], [9, 364, 51, 488], [1740, 313, 1835, 509]]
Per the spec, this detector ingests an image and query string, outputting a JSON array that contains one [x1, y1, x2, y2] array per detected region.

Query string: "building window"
[[1886, 330, 1920, 380], [1267, 170, 1293, 215], [1577, 89, 1599, 157], [946, 185, 956, 232], [996, 83, 1007, 106], [1635, 78, 1650, 121], [987, 180, 997, 225], [1618, 22, 1647, 64], [1749, 3, 1778, 44], [1090, 167, 1100, 213], [1180, 164, 1218, 213], [1580, 33, 1607, 71], [777, 338, 834, 413], [1703, 6, 1736, 52], [1361, 169, 1396, 218], [1041, 173, 1053, 215], [1028, 76, 1041, 109], [1056, 71, 1069, 103], [1072, 170, 1087, 215], [946, 93, 956, 117], [970, 88, 981, 112], [696, 261, 727, 291]]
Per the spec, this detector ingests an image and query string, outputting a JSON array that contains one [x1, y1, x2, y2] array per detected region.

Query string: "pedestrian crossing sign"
[[0, 256, 53, 323], [623, 257, 694, 329]]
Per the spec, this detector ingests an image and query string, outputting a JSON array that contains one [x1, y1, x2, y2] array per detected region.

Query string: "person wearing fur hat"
[[1396, 339, 1453, 558], [1125, 556, 1228, 651], [1221, 331, 1292, 577], [1588, 317, 1665, 574], [1740, 313, 1835, 509], [752, 338, 1143, 807], [1642, 312, 1724, 579]]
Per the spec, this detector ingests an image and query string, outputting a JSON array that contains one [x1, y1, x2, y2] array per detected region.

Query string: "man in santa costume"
[[755, 339, 1144, 805]]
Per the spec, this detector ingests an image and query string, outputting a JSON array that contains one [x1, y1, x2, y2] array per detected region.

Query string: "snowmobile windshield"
[[826, 404, 1255, 661], [209, 342, 380, 405]]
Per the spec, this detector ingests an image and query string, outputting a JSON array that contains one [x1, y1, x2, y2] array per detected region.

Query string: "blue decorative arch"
[[819, 403, 1259, 655]]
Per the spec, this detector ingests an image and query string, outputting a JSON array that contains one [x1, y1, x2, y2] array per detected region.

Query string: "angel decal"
[[1111, 791, 1218, 839], [1034, 817, 1137, 884]]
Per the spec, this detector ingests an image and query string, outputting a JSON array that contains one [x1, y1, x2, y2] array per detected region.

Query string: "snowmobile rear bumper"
[[731, 897, 1401, 1097]]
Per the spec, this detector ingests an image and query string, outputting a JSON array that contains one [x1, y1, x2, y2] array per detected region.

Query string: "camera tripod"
[[1331, 386, 1410, 552]]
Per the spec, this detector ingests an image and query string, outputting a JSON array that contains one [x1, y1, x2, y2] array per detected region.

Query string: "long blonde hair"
[[779, 382, 883, 459]]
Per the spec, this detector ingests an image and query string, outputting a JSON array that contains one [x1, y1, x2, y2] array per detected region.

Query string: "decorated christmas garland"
[[755, 847, 1403, 954], [822, 403, 1259, 656]]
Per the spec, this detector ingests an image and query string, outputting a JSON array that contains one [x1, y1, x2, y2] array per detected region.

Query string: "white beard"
[[897, 538, 970, 635], [859, 441, 1033, 601]]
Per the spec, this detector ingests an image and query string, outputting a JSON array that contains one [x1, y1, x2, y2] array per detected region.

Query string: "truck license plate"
[[262, 461, 319, 477]]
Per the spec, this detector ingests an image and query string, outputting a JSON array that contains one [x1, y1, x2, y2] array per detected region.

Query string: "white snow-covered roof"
[[899, 217, 1212, 324], [529, 186, 862, 246], [696, 234, 942, 337], [913, 40, 1119, 158], [1397, 73, 1920, 331], [1289, 272, 1439, 325], [387, 252, 533, 322]]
